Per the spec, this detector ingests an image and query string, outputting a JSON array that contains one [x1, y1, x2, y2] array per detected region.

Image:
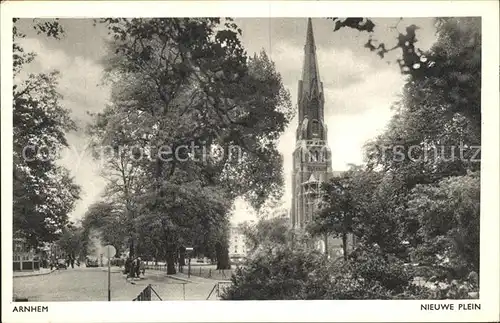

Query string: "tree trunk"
[[166, 249, 176, 274], [342, 232, 348, 261], [216, 242, 231, 270], [129, 238, 135, 258], [324, 233, 329, 259]]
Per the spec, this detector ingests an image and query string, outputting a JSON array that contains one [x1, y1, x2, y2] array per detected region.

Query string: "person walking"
[[125, 257, 132, 277], [140, 258, 145, 276], [134, 257, 141, 278]]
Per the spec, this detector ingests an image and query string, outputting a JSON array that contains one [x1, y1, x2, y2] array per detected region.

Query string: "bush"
[[221, 244, 327, 300], [347, 246, 413, 293], [220, 242, 473, 300]]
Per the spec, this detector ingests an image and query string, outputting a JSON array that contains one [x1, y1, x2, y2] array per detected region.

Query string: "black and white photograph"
[[2, 1, 499, 322]]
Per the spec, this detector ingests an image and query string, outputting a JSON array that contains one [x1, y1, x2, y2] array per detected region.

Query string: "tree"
[[221, 243, 327, 300], [13, 19, 80, 248], [56, 222, 85, 260], [221, 241, 433, 300], [239, 215, 292, 258], [308, 173, 354, 260], [81, 201, 128, 257], [330, 17, 481, 287], [89, 18, 292, 273], [407, 171, 480, 280]]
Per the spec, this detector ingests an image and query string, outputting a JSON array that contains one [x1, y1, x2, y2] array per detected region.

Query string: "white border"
[[2, 1, 499, 323]]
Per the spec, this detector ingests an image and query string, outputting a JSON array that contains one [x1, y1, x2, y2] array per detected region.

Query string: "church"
[[290, 18, 353, 258]]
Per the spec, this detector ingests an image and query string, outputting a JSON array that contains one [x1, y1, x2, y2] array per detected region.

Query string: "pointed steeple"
[[300, 18, 322, 102]]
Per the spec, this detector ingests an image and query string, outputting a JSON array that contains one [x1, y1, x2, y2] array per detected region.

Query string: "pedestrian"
[[135, 257, 141, 278], [70, 256, 75, 269], [125, 257, 132, 277], [130, 257, 136, 277], [140, 258, 145, 276]]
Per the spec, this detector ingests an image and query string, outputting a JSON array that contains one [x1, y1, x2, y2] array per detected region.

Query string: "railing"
[[132, 284, 162, 301], [145, 263, 235, 281], [13, 260, 40, 271], [206, 281, 232, 300], [145, 264, 169, 271], [190, 266, 234, 280]]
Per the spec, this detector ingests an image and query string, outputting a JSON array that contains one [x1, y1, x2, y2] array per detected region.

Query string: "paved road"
[[13, 267, 223, 301]]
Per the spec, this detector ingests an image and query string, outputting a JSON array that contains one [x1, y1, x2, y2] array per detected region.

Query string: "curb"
[[13, 269, 56, 279], [166, 274, 192, 283], [101, 268, 123, 273]]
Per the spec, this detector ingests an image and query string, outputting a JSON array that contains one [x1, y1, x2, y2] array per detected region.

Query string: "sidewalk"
[[143, 269, 194, 283], [100, 266, 125, 273], [175, 272, 230, 284], [143, 268, 228, 284], [13, 268, 55, 278]]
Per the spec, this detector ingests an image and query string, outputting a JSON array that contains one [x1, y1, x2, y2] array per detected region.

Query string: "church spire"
[[300, 18, 322, 105]]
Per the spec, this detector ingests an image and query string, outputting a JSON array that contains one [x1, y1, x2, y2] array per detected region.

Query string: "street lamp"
[[186, 247, 193, 278]]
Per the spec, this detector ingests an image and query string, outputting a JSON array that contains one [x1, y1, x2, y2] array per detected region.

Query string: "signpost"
[[104, 245, 116, 301], [186, 247, 193, 278]]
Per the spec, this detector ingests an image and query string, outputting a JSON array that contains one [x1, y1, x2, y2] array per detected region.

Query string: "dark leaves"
[[330, 17, 375, 33], [13, 23, 80, 248]]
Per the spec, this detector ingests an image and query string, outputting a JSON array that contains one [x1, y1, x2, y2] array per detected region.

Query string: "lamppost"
[[186, 247, 193, 278]]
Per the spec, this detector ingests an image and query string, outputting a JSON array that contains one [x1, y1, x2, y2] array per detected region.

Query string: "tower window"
[[311, 120, 320, 137]]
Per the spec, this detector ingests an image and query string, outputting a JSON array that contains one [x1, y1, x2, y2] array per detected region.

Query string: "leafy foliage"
[[408, 172, 480, 279], [13, 19, 80, 248], [318, 17, 481, 295], [239, 215, 292, 257], [307, 172, 355, 259], [81, 201, 129, 256], [222, 242, 434, 300], [87, 18, 292, 273], [56, 222, 85, 259]]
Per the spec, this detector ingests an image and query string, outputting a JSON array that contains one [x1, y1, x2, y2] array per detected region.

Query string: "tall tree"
[[56, 222, 85, 260], [308, 173, 354, 261], [81, 201, 128, 257], [239, 215, 293, 258], [407, 171, 480, 280], [13, 19, 81, 248], [331, 17, 481, 283], [90, 18, 292, 273]]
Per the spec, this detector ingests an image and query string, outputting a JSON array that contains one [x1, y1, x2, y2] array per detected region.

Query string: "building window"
[[309, 151, 316, 162], [311, 120, 320, 137]]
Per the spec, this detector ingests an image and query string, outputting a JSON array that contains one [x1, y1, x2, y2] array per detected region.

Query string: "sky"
[[16, 17, 438, 225]]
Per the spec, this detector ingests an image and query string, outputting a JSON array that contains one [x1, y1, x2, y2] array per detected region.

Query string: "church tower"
[[291, 18, 333, 232]]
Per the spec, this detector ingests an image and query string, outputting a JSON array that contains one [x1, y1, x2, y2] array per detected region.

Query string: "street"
[[13, 266, 223, 301]]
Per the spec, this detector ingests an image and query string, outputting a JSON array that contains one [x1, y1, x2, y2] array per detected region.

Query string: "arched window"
[[311, 120, 320, 137], [309, 150, 318, 162]]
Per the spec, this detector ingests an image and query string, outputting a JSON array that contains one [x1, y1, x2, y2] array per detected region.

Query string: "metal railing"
[[145, 264, 235, 280], [206, 281, 232, 300], [190, 266, 234, 280], [132, 284, 162, 301]]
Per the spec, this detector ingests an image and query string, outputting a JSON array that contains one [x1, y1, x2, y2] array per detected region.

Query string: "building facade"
[[13, 238, 40, 271], [228, 226, 248, 259], [290, 19, 353, 258]]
